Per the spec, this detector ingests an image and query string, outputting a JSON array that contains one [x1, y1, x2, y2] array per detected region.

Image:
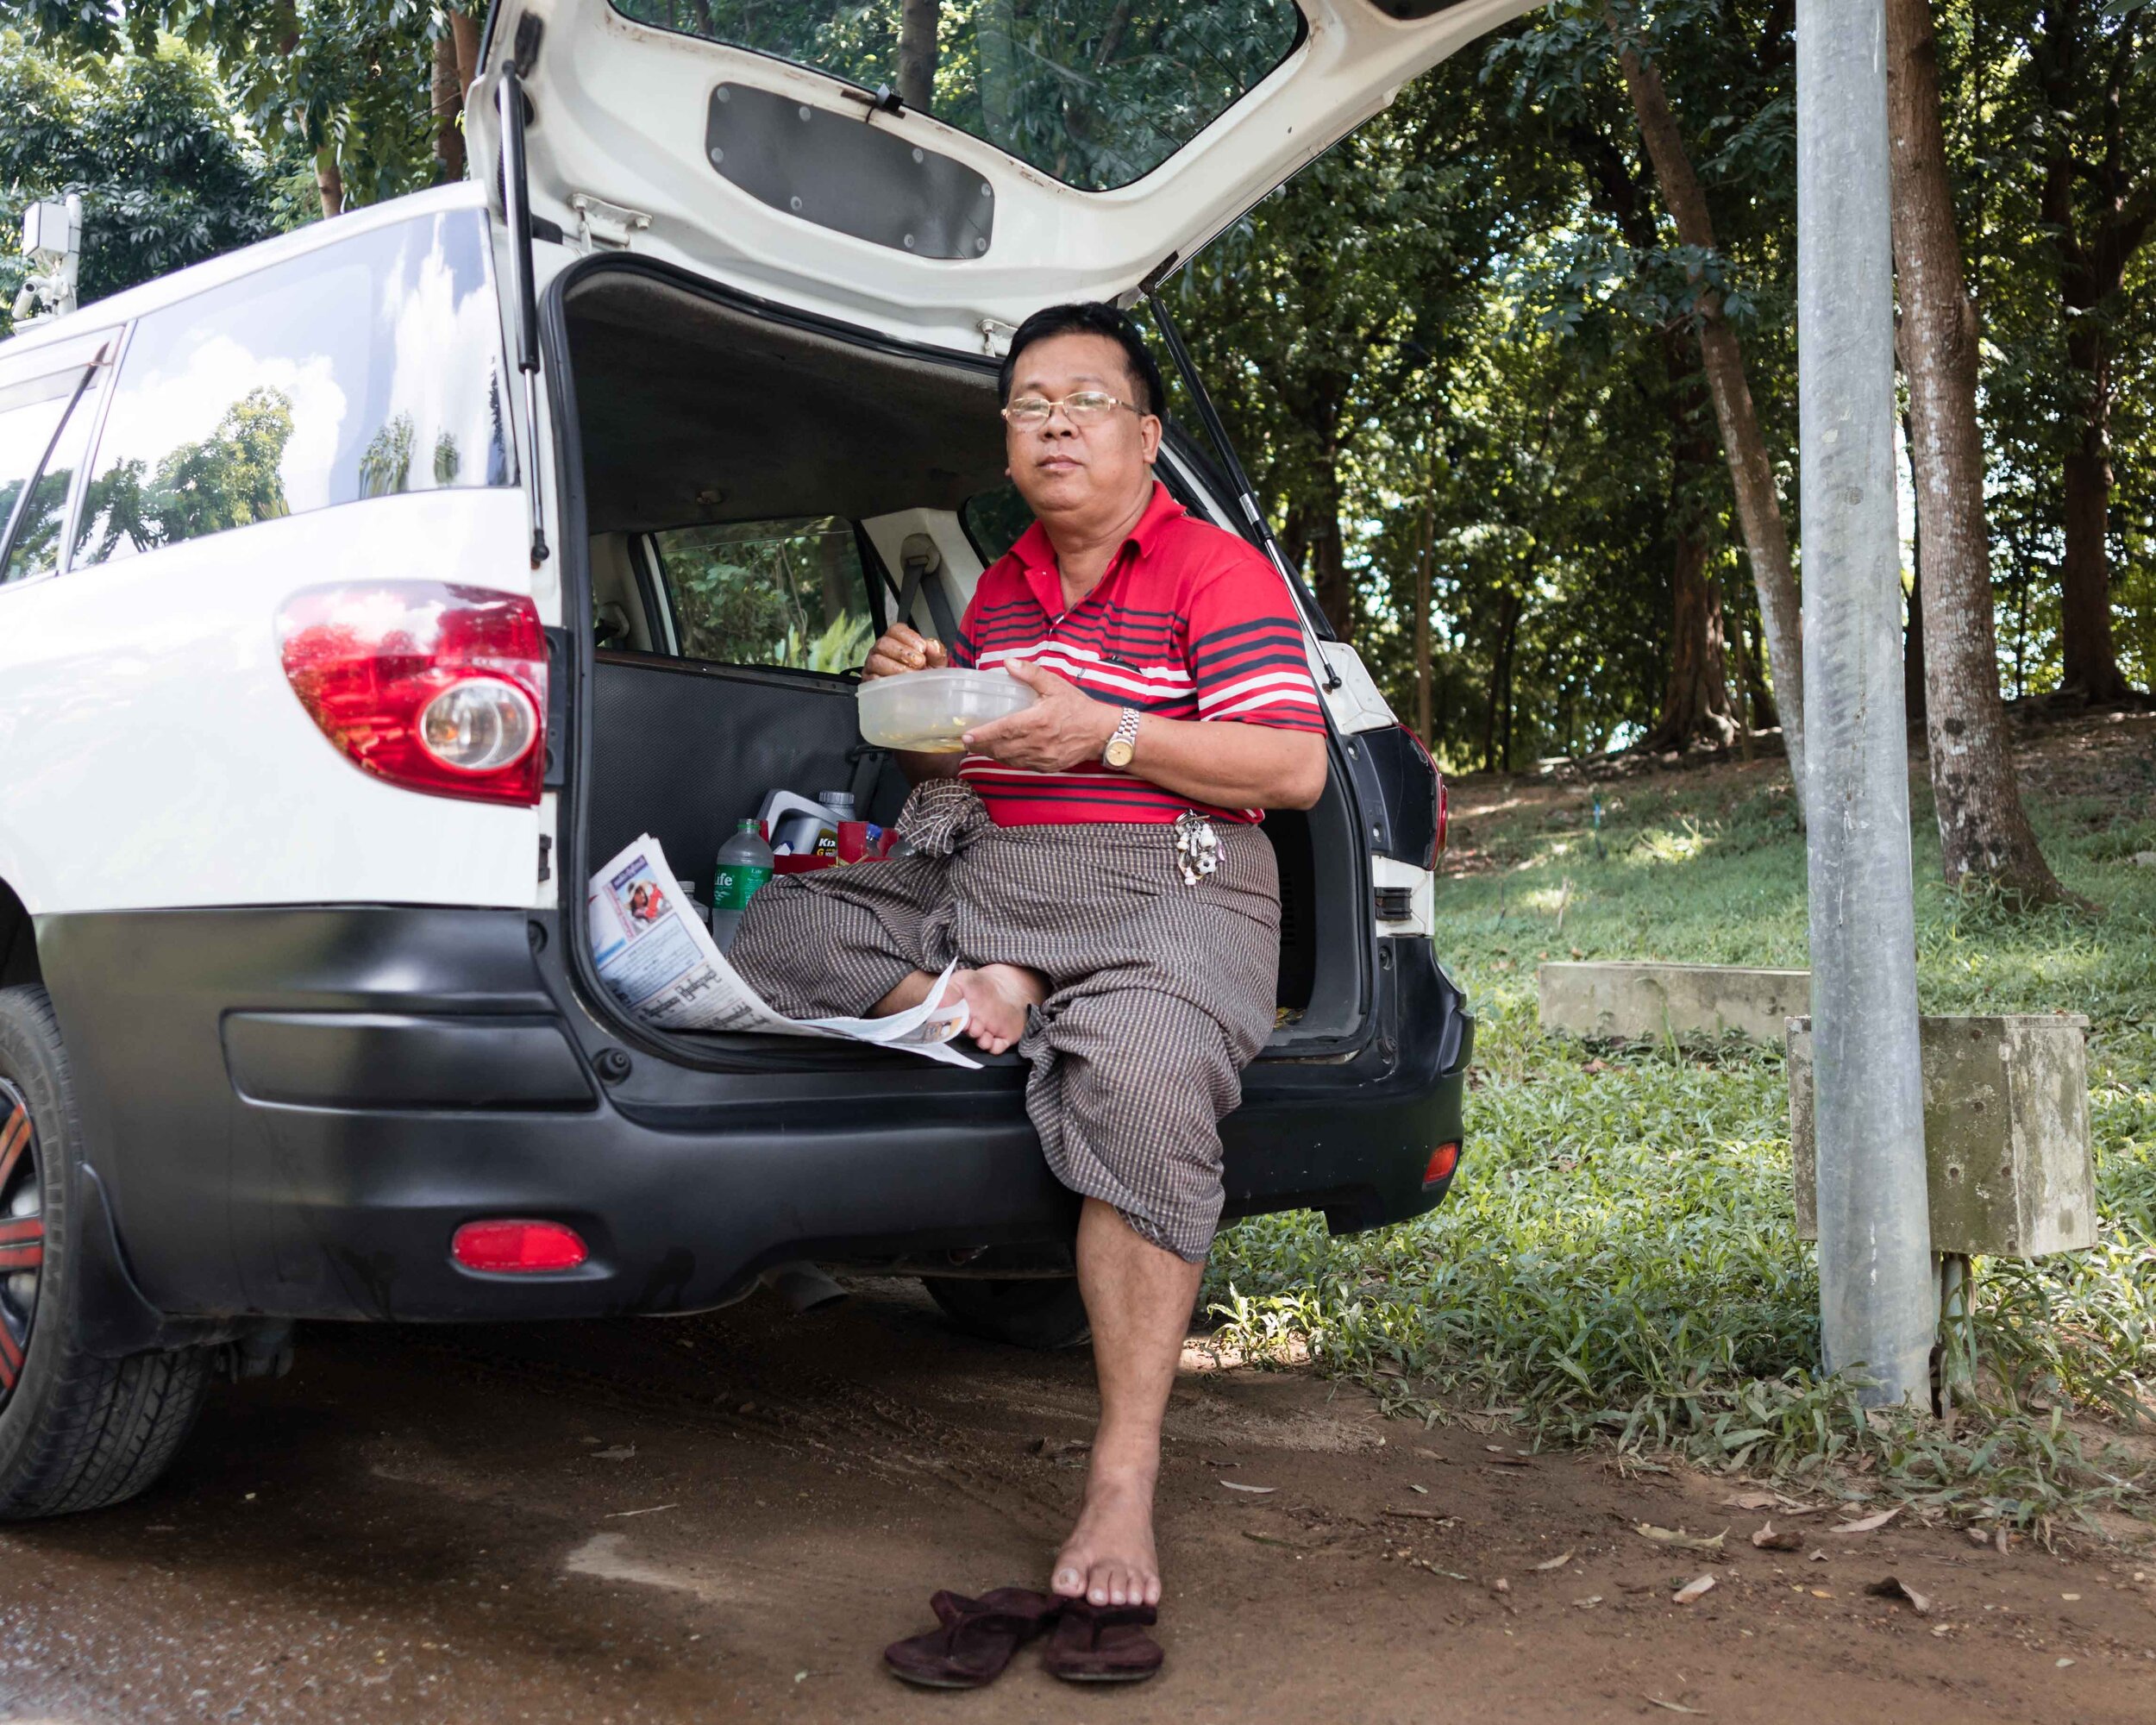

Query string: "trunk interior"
[[560, 265, 1369, 1064]]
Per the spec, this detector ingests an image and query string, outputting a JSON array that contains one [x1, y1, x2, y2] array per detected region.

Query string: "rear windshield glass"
[[611, 1, 1306, 192], [653, 517, 876, 672]]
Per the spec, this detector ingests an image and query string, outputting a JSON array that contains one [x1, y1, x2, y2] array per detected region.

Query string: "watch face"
[[1106, 739, 1136, 768]]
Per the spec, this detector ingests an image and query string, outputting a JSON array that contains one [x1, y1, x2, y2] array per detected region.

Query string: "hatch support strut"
[[1146, 291, 1341, 688], [498, 68, 550, 569]]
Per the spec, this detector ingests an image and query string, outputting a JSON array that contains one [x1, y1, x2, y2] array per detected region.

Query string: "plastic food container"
[[856, 668, 1036, 752]]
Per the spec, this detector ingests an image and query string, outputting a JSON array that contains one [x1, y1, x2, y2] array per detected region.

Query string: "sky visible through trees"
[[1, 1, 2149, 777]]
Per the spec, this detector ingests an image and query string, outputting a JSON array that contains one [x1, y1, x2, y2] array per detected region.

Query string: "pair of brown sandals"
[[883, 1587, 1163, 1688]]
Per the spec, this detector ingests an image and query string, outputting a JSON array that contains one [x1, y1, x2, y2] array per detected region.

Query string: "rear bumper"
[[37, 907, 1470, 1331]]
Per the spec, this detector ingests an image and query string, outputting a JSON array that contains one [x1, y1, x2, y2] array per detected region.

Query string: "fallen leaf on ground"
[[1489, 1578, 1510, 1594], [1384, 1508, 1448, 1521], [1727, 1492, 1781, 1510], [1827, 1507, 1903, 1534], [1645, 1698, 1707, 1716], [588, 1446, 637, 1462], [1242, 1531, 1302, 1549], [1809, 1589, 1834, 1599], [1929, 1623, 1953, 1637], [1409, 1484, 1429, 1495], [1866, 1577, 1934, 1615], [1965, 1527, 1991, 1547], [1532, 1551, 1574, 1571], [1574, 1596, 1602, 1608], [1752, 1522, 1805, 1552], [1219, 1480, 1278, 1495], [1673, 1574, 1716, 1604], [1482, 1455, 1534, 1469], [604, 1503, 677, 1519], [1808, 1551, 1830, 1564], [1413, 1446, 1445, 1462], [1636, 1523, 1727, 1552]]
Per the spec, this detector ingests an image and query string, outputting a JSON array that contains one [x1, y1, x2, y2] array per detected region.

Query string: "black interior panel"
[[589, 653, 868, 894]]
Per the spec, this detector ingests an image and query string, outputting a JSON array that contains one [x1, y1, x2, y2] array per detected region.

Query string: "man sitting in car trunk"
[[730, 303, 1326, 1622]]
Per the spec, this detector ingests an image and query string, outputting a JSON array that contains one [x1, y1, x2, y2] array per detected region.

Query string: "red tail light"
[[452, 1220, 588, 1273], [1423, 1141, 1460, 1187], [278, 582, 547, 807]]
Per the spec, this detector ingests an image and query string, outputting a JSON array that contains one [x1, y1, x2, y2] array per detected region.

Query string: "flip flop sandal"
[[1040, 1598, 1165, 1684], [882, 1587, 1062, 1690]]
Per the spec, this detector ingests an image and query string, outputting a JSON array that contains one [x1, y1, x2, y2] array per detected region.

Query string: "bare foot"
[[1050, 1468, 1161, 1608], [953, 963, 1044, 1056]]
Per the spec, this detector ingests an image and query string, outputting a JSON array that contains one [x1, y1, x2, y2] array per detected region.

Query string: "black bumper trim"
[[37, 906, 1470, 1326]]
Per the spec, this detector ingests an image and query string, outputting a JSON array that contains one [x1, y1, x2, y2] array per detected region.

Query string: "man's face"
[[1003, 330, 1163, 520]]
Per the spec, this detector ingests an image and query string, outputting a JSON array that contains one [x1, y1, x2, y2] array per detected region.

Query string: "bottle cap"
[[737, 818, 758, 832]]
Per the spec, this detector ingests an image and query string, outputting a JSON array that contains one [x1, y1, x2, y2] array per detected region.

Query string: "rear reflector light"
[[1422, 1141, 1460, 1187], [277, 582, 547, 806], [452, 1220, 588, 1273]]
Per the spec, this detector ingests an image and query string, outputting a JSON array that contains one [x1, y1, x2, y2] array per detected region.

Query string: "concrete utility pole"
[[1796, 0, 1934, 1405]]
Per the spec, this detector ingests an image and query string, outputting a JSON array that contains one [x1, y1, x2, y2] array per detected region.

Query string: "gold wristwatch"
[[1102, 706, 1141, 769]]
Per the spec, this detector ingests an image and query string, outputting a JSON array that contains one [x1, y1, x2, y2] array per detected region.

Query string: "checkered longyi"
[[729, 781, 1282, 1261]]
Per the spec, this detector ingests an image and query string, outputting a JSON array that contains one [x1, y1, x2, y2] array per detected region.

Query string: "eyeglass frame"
[[999, 389, 1145, 430]]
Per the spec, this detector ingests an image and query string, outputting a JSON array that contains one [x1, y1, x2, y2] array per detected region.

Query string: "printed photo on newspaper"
[[586, 834, 978, 1067]]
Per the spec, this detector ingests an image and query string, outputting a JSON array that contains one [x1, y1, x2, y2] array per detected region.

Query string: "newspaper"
[[587, 833, 979, 1067]]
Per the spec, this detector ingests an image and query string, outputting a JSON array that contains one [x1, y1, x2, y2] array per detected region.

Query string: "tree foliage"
[[2, 0, 2150, 764], [0, 29, 276, 336]]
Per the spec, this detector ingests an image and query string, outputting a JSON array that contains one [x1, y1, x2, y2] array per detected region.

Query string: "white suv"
[[0, 0, 1503, 1518]]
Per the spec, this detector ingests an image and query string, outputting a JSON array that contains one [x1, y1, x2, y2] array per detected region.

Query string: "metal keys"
[[1173, 811, 1221, 887]]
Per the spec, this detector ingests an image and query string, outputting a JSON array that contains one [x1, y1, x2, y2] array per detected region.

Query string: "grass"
[[1206, 731, 2156, 1531]]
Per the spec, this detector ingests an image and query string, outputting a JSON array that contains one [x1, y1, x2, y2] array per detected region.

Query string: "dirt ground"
[[2, 1280, 2152, 1724]]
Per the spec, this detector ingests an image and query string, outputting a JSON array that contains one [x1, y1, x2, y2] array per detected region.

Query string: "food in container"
[[856, 667, 1037, 753]]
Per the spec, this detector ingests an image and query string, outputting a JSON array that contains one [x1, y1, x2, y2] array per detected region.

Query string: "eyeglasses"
[[1000, 390, 1138, 429]]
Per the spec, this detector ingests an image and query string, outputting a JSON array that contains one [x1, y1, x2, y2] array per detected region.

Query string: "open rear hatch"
[[473, 0, 1537, 352]]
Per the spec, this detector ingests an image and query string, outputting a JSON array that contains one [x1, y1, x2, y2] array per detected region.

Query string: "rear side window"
[[72, 210, 511, 567], [652, 517, 874, 673], [0, 373, 79, 586], [961, 483, 1035, 567], [2, 373, 101, 586]]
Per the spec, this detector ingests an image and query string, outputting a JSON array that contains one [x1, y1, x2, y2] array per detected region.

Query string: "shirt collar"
[[1010, 480, 1186, 618]]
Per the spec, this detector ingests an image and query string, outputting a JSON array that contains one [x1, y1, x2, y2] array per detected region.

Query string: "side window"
[[0, 372, 92, 587], [961, 483, 1034, 566], [651, 518, 875, 674], [72, 210, 511, 567]]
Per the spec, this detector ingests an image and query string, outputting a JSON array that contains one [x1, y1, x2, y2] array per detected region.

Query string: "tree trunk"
[[432, 28, 467, 181], [2057, 329, 2128, 701], [1609, 20, 1807, 800], [1886, 0, 2066, 903], [1642, 351, 1738, 751], [1903, 553, 1926, 726], [898, 0, 940, 112], [450, 7, 482, 94], [1902, 404, 1925, 724], [2031, 2, 2149, 703], [1482, 586, 1522, 773], [1307, 453, 1354, 643], [1642, 524, 1738, 752], [1414, 499, 1435, 743], [315, 148, 345, 220]]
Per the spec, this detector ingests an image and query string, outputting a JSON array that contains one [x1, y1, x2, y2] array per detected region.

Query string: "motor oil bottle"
[[711, 819, 774, 951]]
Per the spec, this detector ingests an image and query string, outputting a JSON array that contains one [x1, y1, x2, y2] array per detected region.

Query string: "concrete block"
[[1787, 1015, 2095, 1258], [1538, 962, 1812, 1042]]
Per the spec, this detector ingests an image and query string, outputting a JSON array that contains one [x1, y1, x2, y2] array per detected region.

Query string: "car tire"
[[922, 1274, 1092, 1351], [0, 983, 213, 1521]]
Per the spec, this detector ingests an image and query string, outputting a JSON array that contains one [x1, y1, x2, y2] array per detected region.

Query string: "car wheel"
[[0, 984, 213, 1521], [922, 1274, 1092, 1351]]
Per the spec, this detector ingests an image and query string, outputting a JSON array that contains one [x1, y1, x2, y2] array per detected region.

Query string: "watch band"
[[1103, 706, 1142, 767]]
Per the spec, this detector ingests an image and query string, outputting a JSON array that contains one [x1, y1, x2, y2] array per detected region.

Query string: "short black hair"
[[999, 301, 1168, 419]]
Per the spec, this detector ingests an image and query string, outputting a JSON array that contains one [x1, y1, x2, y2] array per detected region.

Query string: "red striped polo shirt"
[[949, 480, 1326, 825]]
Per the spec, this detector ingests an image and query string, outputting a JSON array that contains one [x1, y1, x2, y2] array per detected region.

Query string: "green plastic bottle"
[[711, 819, 774, 951]]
